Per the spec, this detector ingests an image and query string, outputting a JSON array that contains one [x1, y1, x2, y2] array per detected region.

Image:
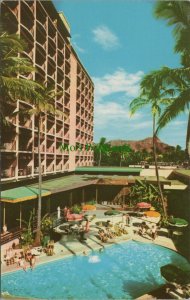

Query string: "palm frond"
[[1, 76, 43, 102], [157, 88, 190, 131], [129, 97, 149, 115]]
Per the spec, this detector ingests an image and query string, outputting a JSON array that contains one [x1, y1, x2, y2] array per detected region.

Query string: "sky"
[[54, 0, 187, 148]]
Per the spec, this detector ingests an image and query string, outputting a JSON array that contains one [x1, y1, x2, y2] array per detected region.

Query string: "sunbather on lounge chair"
[[98, 230, 108, 242]]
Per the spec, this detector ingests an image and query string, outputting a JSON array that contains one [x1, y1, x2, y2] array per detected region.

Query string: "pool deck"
[[1, 209, 180, 300], [1, 209, 177, 276]]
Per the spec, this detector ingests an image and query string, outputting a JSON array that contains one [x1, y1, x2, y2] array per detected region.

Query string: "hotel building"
[[1, 0, 94, 182]]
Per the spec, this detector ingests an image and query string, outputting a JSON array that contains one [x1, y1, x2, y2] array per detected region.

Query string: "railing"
[[1, 220, 37, 246]]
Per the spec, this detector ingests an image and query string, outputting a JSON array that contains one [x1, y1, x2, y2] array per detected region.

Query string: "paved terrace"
[[1, 207, 177, 276]]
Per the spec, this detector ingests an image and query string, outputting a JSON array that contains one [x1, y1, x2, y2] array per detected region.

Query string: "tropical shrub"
[[71, 204, 82, 214], [41, 214, 53, 236], [18, 211, 34, 247], [128, 179, 168, 213]]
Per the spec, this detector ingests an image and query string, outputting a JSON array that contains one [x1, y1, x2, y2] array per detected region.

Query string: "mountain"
[[108, 137, 174, 153]]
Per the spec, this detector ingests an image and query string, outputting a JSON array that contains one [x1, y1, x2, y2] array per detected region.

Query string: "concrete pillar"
[[95, 187, 98, 203]]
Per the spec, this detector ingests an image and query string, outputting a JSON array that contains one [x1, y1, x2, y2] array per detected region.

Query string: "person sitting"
[[25, 250, 32, 262], [138, 224, 146, 236], [106, 228, 114, 239], [98, 230, 108, 242]]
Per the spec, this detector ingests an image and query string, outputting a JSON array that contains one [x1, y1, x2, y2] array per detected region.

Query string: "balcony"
[[46, 165, 54, 173], [1, 167, 16, 179], [57, 51, 64, 67], [47, 127, 55, 135], [56, 127, 63, 136], [34, 165, 45, 174], [2, 141, 16, 151], [46, 146, 55, 154], [64, 132, 69, 140], [5, 115, 17, 126], [56, 165, 63, 171], [36, 20, 47, 43], [19, 118, 32, 129], [19, 142, 32, 152], [56, 147, 62, 155], [18, 166, 32, 176], [20, 24, 34, 44], [34, 145, 45, 152]]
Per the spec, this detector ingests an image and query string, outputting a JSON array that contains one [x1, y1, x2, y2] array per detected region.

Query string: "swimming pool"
[[2, 241, 190, 299]]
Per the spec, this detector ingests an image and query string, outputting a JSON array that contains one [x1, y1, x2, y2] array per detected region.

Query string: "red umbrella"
[[136, 202, 151, 209]]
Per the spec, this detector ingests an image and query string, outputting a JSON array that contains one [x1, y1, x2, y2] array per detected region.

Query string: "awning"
[[1, 187, 51, 203]]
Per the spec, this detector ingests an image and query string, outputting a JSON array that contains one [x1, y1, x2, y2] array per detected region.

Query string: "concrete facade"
[[1, 0, 94, 181]]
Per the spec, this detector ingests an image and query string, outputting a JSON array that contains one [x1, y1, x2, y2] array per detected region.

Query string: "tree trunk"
[[120, 154, 122, 167], [98, 149, 101, 166], [152, 116, 167, 217], [186, 110, 190, 166], [34, 115, 42, 246]]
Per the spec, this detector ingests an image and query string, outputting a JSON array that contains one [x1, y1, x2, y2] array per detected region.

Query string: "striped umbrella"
[[137, 202, 151, 209]]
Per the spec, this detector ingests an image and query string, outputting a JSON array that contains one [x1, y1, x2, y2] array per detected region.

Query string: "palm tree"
[[145, 67, 190, 162], [23, 86, 64, 246], [154, 1, 190, 60], [0, 30, 42, 124], [98, 137, 107, 166], [130, 77, 169, 217], [153, 1, 190, 161]]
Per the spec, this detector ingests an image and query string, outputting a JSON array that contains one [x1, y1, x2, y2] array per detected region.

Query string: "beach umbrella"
[[168, 218, 188, 228], [104, 210, 122, 222], [104, 210, 121, 216], [136, 202, 151, 209], [82, 204, 96, 211], [145, 211, 161, 218], [161, 264, 190, 285]]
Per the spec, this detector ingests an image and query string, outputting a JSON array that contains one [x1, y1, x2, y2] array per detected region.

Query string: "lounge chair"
[[166, 287, 184, 299]]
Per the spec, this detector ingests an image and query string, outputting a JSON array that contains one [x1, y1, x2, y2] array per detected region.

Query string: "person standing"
[[125, 214, 130, 226], [30, 254, 36, 270], [3, 224, 7, 234], [18, 257, 27, 272], [151, 225, 157, 241]]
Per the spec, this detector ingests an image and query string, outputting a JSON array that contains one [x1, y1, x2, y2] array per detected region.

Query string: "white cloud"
[[169, 120, 187, 126], [92, 25, 120, 50], [72, 41, 85, 53], [93, 68, 144, 101], [93, 68, 154, 141], [72, 34, 86, 53]]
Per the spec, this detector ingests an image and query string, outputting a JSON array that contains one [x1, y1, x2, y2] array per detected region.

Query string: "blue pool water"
[[2, 241, 190, 300]]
